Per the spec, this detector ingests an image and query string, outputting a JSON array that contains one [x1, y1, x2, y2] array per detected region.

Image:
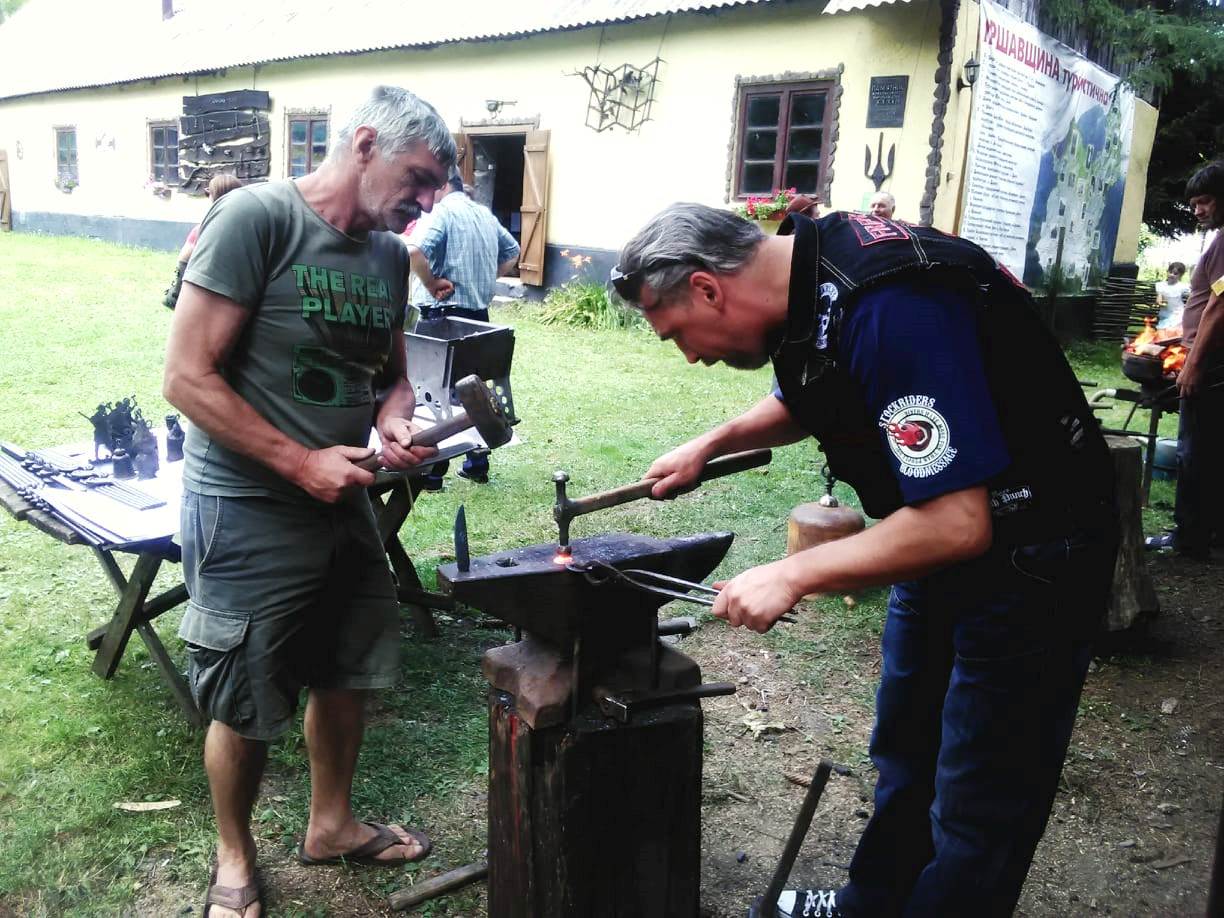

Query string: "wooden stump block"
[[1105, 435, 1159, 631], [487, 690, 703, 917]]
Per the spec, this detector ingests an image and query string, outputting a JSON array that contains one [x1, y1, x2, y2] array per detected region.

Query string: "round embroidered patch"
[[878, 395, 958, 478]]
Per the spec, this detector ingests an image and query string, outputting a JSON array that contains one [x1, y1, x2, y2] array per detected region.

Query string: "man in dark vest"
[[613, 204, 1118, 916]]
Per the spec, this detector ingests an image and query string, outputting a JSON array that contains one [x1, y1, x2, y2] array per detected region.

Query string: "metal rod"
[[758, 760, 834, 916]]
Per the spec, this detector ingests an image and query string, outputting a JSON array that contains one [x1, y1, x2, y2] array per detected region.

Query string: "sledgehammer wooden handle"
[[355, 410, 475, 472]]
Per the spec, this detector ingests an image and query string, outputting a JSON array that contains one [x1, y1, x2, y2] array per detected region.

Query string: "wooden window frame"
[[54, 125, 78, 189], [726, 67, 843, 206], [734, 80, 833, 200], [286, 111, 329, 178], [148, 120, 181, 185]]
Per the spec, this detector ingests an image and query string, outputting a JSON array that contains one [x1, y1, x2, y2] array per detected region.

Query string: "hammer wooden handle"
[[572, 448, 772, 514], [355, 410, 474, 472]]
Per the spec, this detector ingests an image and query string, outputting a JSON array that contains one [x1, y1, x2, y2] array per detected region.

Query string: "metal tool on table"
[[552, 448, 772, 562], [358, 373, 514, 472], [748, 759, 836, 918]]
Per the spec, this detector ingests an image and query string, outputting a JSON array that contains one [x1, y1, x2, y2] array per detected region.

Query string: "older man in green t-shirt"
[[164, 86, 455, 918]]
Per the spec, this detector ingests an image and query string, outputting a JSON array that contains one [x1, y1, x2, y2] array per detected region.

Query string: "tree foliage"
[[1040, 0, 1224, 236], [0, 0, 29, 23]]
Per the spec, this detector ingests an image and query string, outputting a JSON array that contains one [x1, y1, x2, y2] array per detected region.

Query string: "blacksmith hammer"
[[359, 373, 513, 471], [553, 448, 772, 561]]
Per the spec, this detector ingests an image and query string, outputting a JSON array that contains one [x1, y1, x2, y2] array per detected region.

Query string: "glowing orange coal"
[[1162, 345, 1187, 375], [1124, 318, 1184, 378]]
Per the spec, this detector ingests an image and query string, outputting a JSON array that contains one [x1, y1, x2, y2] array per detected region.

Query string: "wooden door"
[[452, 132, 474, 186], [0, 150, 10, 232], [518, 130, 550, 286]]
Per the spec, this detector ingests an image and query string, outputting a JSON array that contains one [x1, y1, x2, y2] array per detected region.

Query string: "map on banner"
[[959, 0, 1134, 292]]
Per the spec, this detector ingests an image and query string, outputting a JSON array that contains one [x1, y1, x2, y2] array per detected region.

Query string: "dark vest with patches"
[[771, 212, 1114, 545]]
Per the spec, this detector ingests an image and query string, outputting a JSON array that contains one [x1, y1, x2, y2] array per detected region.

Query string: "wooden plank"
[[135, 620, 205, 728], [182, 90, 270, 116], [92, 552, 162, 679], [518, 130, 549, 286], [1105, 435, 1159, 631], [180, 111, 259, 135], [87, 582, 189, 650], [92, 546, 128, 597], [179, 117, 270, 149]]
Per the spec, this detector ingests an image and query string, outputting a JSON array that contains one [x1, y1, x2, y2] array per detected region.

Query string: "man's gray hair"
[[617, 203, 765, 303], [333, 85, 457, 168]]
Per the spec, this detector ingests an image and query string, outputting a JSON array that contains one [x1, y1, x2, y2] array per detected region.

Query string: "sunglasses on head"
[[608, 257, 701, 305]]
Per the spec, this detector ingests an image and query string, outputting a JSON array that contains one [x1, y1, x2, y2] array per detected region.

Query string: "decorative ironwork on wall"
[[178, 89, 271, 195], [571, 59, 662, 133], [865, 133, 895, 192]]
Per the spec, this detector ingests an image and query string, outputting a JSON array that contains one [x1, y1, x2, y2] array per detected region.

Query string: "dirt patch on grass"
[[689, 551, 1221, 917]]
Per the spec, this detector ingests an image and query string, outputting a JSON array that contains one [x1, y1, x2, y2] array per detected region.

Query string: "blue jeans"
[[839, 533, 1114, 917], [1173, 376, 1224, 554]]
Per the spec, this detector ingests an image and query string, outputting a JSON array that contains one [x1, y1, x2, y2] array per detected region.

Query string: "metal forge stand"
[[438, 531, 736, 918]]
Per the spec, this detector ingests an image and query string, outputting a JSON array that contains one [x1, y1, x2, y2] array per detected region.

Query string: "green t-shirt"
[[181, 179, 409, 501]]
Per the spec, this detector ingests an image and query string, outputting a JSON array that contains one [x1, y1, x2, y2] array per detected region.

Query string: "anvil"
[[438, 531, 734, 727]]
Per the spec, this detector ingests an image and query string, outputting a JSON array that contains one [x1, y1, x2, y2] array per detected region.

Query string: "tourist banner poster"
[[959, 0, 1135, 292]]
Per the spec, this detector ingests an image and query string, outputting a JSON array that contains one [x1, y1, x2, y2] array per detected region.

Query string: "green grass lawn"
[[0, 231, 1174, 914]]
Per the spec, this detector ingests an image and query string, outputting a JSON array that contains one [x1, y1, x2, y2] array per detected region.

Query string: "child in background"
[[1155, 261, 1190, 330]]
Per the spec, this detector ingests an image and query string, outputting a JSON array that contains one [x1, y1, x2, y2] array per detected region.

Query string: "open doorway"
[[454, 125, 550, 286], [472, 134, 525, 247]]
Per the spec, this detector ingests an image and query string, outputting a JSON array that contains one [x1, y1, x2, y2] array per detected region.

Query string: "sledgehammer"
[[358, 374, 513, 471]]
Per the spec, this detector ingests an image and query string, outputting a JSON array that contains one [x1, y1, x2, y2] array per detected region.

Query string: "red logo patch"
[[848, 212, 911, 246]]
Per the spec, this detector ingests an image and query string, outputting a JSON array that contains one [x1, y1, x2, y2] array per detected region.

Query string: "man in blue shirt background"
[[406, 171, 520, 483], [613, 204, 1116, 916]]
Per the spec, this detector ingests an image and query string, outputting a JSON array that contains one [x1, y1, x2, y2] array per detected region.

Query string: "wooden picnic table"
[[0, 469, 444, 728]]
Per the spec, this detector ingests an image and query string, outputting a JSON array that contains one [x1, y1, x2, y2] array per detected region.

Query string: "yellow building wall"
[[1113, 98, 1159, 265], [0, 0, 947, 253]]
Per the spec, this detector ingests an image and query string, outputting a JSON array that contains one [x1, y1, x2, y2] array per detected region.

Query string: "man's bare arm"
[[407, 245, 454, 300], [714, 486, 993, 632], [646, 394, 809, 497], [373, 330, 436, 470], [163, 281, 377, 502], [1181, 290, 1223, 396]]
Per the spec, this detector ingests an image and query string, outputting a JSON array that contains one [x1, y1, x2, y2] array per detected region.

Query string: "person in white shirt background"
[[1156, 261, 1190, 329]]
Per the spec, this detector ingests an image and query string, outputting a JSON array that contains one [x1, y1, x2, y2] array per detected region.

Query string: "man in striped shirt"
[[406, 171, 520, 482]]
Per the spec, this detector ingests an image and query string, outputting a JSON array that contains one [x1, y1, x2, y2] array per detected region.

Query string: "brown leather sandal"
[[297, 821, 432, 866], [202, 865, 261, 917]]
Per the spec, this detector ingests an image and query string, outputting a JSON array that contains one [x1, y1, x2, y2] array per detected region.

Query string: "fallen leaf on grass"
[[741, 711, 787, 740], [114, 800, 181, 812]]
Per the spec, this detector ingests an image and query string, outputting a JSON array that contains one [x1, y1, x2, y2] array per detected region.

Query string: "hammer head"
[[453, 374, 514, 448]]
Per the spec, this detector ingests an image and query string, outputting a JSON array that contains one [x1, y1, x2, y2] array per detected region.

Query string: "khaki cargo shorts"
[[177, 489, 399, 740]]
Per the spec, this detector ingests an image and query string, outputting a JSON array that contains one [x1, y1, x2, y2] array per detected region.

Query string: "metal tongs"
[[567, 559, 797, 622]]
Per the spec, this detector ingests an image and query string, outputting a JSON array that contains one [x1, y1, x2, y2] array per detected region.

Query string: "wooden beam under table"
[[89, 548, 201, 725]]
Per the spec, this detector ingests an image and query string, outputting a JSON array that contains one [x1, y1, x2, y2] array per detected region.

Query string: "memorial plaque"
[[867, 75, 909, 128]]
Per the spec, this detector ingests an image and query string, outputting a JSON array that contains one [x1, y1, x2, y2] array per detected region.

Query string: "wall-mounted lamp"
[[956, 56, 980, 91], [485, 99, 517, 114]]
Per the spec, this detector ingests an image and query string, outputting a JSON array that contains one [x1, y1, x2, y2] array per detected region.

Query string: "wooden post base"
[[487, 690, 703, 917], [1105, 435, 1159, 631]]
